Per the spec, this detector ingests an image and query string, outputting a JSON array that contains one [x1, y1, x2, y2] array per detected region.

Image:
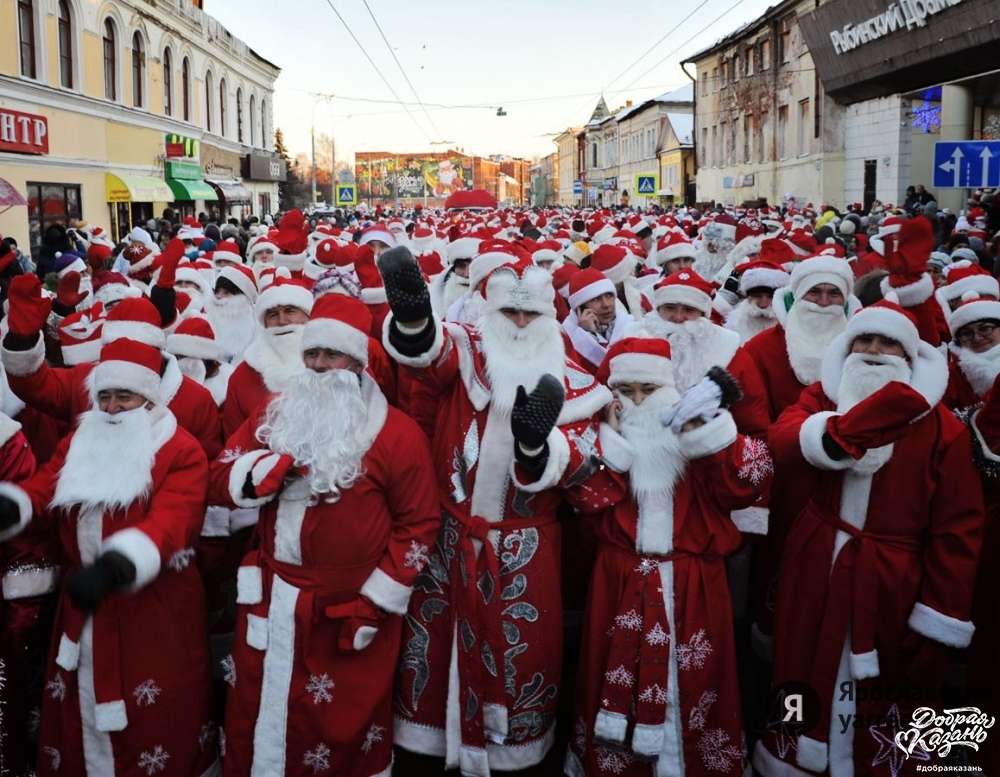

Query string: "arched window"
[[219, 78, 227, 137], [131, 31, 144, 108], [249, 95, 257, 146], [17, 0, 36, 79], [57, 0, 73, 88], [204, 70, 213, 131], [162, 47, 172, 116], [260, 99, 267, 148], [237, 87, 244, 143], [103, 19, 116, 100], [182, 57, 191, 121]]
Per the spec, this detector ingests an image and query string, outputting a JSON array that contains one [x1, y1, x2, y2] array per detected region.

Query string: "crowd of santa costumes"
[[0, 195, 998, 777]]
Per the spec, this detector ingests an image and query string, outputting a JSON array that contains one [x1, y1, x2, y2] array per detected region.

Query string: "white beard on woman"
[[784, 300, 848, 385], [835, 352, 912, 473], [256, 368, 369, 501], [955, 342, 1000, 397], [618, 387, 685, 497], [725, 298, 777, 344], [477, 310, 565, 416], [206, 294, 257, 361]]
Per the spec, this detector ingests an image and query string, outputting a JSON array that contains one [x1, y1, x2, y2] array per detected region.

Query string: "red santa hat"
[[247, 238, 278, 264], [469, 247, 520, 292], [254, 277, 314, 325], [300, 294, 371, 367], [101, 297, 165, 348], [787, 255, 854, 301], [590, 244, 639, 285], [597, 337, 673, 388], [757, 237, 799, 268], [304, 238, 347, 281], [175, 263, 212, 299], [411, 226, 436, 254], [552, 263, 580, 299], [531, 241, 563, 268], [738, 260, 790, 295], [166, 315, 222, 362], [709, 213, 738, 242], [177, 217, 204, 241], [869, 215, 906, 256], [845, 297, 922, 361], [735, 217, 764, 243], [446, 235, 481, 266], [209, 240, 243, 266], [948, 291, 1000, 337], [936, 261, 999, 309], [217, 264, 259, 302], [354, 249, 386, 305], [90, 337, 162, 404], [359, 222, 396, 248], [653, 232, 696, 267], [59, 304, 105, 366], [568, 268, 616, 310], [652, 270, 714, 316], [93, 271, 142, 307], [417, 250, 444, 278], [86, 243, 113, 273], [273, 209, 309, 255], [482, 259, 556, 317]]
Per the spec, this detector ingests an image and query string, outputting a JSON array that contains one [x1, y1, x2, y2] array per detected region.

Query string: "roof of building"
[[614, 83, 695, 123], [682, 0, 800, 63], [586, 97, 612, 127], [666, 113, 694, 146]]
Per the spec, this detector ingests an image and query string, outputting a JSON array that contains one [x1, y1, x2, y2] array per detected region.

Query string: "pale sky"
[[206, 0, 778, 164]]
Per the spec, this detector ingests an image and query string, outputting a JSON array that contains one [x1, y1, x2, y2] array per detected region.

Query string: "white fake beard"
[[725, 299, 777, 343], [693, 241, 733, 280], [639, 315, 721, 392], [78, 274, 93, 302], [956, 342, 1000, 397], [836, 352, 912, 474], [443, 272, 470, 309], [177, 356, 207, 384], [257, 368, 369, 501], [477, 310, 565, 416], [784, 300, 847, 385], [51, 405, 161, 512], [206, 294, 257, 361], [454, 292, 486, 325], [618, 387, 685, 499]]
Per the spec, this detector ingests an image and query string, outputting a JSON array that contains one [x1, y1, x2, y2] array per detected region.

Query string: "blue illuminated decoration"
[[912, 99, 941, 133]]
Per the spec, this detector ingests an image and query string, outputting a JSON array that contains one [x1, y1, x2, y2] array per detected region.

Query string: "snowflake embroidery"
[[305, 673, 334, 704], [614, 609, 643, 631], [638, 683, 668, 705], [361, 723, 385, 754], [167, 547, 196, 572], [676, 629, 713, 671], [133, 678, 162, 707], [634, 557, 658, 576], [737, 438, 773, 486], [303, 742, 331, 772], [198, 722, 218, 752], [220, 654, 236, 688], [604, 665, 635, 687], [42, 745, 60, 771], [403, 541, 430, 571], [689, 689, 718, 732], [46, 672, 66, 702], [645, 622, 669, 647], [219, 447, 246, 463], [27, 706, 41, 735], [697, 728, 744, 772], [138, 745, 170, 775], [595, 746, 634, 774]]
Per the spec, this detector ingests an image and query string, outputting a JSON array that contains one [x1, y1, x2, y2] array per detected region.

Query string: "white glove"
[[660, 376, 723, 434]]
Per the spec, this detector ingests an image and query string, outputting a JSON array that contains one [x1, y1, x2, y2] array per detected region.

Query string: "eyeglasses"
[[956, 322, 999, 346]]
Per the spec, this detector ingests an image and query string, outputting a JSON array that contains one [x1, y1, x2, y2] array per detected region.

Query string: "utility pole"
[[310, 92, 334, 208]]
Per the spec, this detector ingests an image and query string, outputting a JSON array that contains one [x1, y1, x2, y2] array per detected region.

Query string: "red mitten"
[[246, 452, 296, 499], [826, 381, 931, 458], [56, 271, 88, 310], [885, 216, 933, 284], [155, 238, 186, 289], [7, 275, 52, 337], [324, 596, 384, 651]]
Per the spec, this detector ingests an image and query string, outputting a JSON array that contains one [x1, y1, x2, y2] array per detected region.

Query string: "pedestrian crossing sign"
[[336, 184, 357, 205], [635, 174, 658, 195]]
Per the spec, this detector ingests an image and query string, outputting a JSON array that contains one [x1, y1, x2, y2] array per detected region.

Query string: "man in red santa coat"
[[0, 337, 216, 777], [377, 245, 611, 775], [755, 299, 984, 777], [205, 263, 259, 363], [562, 268, 634, 372], [724, 260, 789, 345], [566, 337, 773, 777], [209, 294, 440, 777]]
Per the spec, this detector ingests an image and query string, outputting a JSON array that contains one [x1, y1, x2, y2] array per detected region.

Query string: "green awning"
[[166, 177, 218, 202]]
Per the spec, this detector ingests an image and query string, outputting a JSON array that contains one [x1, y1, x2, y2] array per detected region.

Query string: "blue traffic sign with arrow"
[[933, 141, 1000, 189]]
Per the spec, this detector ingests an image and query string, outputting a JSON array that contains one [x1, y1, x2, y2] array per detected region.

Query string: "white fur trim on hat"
[[843, 305, 919, 362], [658, 241, 697, 264], [101, 320, 166, 349], [653, 284, 712, 316], [62, 339, 102, 366], [89, 359, 161, 404], [739, 266, 790, 294], [254, 285, 314, 325], [937, 274, 1000, 307], [948, 299, 1000, 337], [219, 266, 258, 302], [301, 318, 369, 366], [95, 282, 142, 307], [212, 249, 242, 266], [484, 265, 555, 317], [608, 352, 673, 387], [446, 237, 481, 265], [788, 256, 853, 299], [166, 332, 222, 361], [599, 252, 636, 286], [57, 257, 87, 277], [568, 277, 615, 309], [879, 273, 933, 307]]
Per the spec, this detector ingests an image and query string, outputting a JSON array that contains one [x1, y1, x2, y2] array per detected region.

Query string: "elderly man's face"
[[303, 347, 363, 374], [850, 333, 906, 361], [97, 389, 148, 414]]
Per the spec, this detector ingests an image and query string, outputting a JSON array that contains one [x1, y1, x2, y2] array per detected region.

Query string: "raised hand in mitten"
[[885, 216, 933, 284], [242, 452, 296, 501], [511, 374, 565, 451], [825, 381, 930, 459], [155, 238, 186, 289], [65, 551, 136, 612], [6, 275, 52, 337], [377, 246, 432, 326], [324, 596, 385, 651], [55, 271, 88, 311], [661, 367, 742, 434]]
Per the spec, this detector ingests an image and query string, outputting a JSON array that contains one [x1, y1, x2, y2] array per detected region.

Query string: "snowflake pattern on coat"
[[689, 689, 718, 732], [644, 621, 668, 647], [638, 683, 668, 705], [614, 609, 643, 631], [133, 678, 162, 707], [634, 557, 658, 576], [303, 743, 331, 772], [138, 745, 170, 775], [305, 673, 335, 704], [167, 547, 196, 572], [46, 672, 66, 702], [737, 437, 773, 485], [676, 629, 713, 671], [361, 723, 385, 754], [220, 654, 236, 688], [604, 665, 635, 687], [403, 541, 430, 571], [595, 746, 635, 774], [697, 728, 744, 773]]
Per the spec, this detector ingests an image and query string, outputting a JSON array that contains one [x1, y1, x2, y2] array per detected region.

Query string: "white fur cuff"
[[201, 505, 232, 538], [731, 506, 769, 535], [799, 411, 853, 471], [102, 527, 161, 590], [908, 602, 975, 648], [632, 723, 664, 757], [2, 565, 57, 599], [510, 427, 571, 492], [1, 335, 44, 377], [246, 613, 268, 650], [95, 700, 128, 732], [0, 483, 32, 542], [360, 566, 412, 615], [55, 633, 79, 670], [678, 411, 737, 459], [881, 273, 934, 307], [593, 710, 628, 745], [228, 450, 274, 508], [795, 735, 828, 772], [484, 703, 509, 744], [236, 565, 263, 605], [381, 314, 444, 368], [599, 423, 634, 473], [850, 649, 880, 680]]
